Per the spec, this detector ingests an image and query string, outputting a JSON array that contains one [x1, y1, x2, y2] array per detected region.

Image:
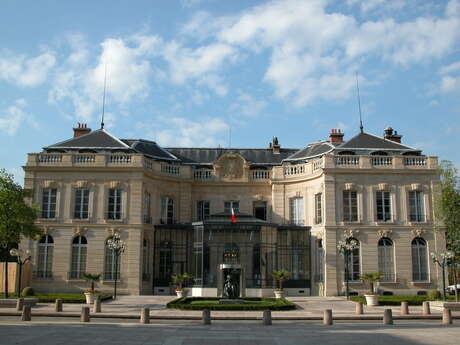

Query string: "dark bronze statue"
[[223, 274, 238, 299]]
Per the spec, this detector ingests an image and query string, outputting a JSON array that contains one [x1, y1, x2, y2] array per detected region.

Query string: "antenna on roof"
[[356, 71, 364, 133], [229, 127, 232, 148], [100, 62, 108, 130]]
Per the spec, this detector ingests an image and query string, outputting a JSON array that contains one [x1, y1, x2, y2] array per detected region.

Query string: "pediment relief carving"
[[214, 154, 248, 180], [377, 229, 392, 239]]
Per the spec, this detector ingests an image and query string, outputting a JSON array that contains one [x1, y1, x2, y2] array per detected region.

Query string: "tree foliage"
[[434, 161, 460, 254], [0, 169, 41, 250]]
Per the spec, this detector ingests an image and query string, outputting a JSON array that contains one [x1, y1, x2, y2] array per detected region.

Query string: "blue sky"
[[1, 0, 460, 183]]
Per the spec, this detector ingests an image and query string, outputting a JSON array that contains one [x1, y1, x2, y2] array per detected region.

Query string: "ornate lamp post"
[[9, 248, 31, 296], [431, 251, 454, 301], [107, 234, 125, 300], [337, 238, 359, 300]]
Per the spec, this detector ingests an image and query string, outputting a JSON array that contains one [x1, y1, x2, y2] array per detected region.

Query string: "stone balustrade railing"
[[194, 169, 213, 180], [251, 170, 270, 179]]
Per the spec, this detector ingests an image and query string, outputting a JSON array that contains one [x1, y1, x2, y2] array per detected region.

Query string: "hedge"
[[350, 295, 455, 306], [167, 297, 296, 310]]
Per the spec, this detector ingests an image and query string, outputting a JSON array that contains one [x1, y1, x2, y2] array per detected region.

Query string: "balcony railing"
[[371, 156, 393, 166], [161, 164, 180, 175], [68, 271, 85, 280], [33, 271, 53, 279], [194, 169, 213, 180], [335, 156, 359, 165], [251, 170, 270, 179]]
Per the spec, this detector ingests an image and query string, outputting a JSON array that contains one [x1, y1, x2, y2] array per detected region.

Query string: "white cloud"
[[0, 52, 55, 87], [440, 60, 460, 74], [0, 99, 30, 135], [440, 75, 460, 92], [230, 91, 267, 117], [145, 116, 229, 147]]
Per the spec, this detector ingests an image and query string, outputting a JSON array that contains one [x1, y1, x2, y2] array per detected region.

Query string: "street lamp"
[[431, 251, 454, 301], [9, 248, 31, 296], [337, 238, 359, 300], [107, 233, 125, 300]]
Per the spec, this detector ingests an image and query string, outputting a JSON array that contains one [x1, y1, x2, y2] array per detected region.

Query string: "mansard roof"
[[336, 131, 417, 151], [283, 142, 335, 162], [165, 148, 297, 165], [45, 129, 130, 150]]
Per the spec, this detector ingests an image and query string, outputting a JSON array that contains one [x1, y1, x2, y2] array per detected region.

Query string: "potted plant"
[[171, 273, 192, 298], [360, 272, 382, 306], [272, 270, 291, 299], [82, 273, 101, 304]]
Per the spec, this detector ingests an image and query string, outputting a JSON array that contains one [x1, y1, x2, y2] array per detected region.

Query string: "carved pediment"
[[214, 154, 247, 180]]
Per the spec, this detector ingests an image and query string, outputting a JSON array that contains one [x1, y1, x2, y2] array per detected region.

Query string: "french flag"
[[231, 207, 237, 224]]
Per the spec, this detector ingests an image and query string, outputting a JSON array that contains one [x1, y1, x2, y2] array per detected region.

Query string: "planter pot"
[[84, 292, 97, 304], [364, 294, 379, 306], [274, 290, 285, 299], [175, 290, 185, 298]]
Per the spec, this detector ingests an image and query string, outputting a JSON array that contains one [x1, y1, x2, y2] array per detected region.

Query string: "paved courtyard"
[[1, 296, 459, 345]]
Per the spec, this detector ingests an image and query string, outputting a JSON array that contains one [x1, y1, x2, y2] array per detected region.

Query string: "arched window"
[[37, 235, 54, 278], [345, 237, 360, 281], [371, 151, 388, 156], [104, 237, 120, 280], [411, 237, 428, 281], [378, 238, 394, 281], [70, 236, 87, 279]]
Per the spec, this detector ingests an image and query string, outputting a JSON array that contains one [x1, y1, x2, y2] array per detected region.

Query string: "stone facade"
[[20, 126, 445, 296]]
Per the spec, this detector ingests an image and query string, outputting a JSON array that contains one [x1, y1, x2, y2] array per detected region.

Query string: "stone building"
[[20, 124, 445, 296]]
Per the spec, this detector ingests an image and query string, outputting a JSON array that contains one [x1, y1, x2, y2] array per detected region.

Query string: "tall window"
[[159, 241, 172, 282], [343, 190, 358, 222], [253, 201, 267, 221], [224, 200, 239, 213], [314, 193, 322, 224], [70, 236, 87, 279], [197, 200, 210, 221], [143, 192, 151, 223], [316, 239, 324, 282], [36, 235, 53, 278], [409, 191, 425, 222], [108, 188, 122, 220], [412, 237, 428, 281], [376, 191, 391, 221], [160, 196, 174, 224], [74, 189, 89, 219], [378, 238, 394, 282], [142, 239, 150, 281], [345, 238, 360, 281], [41, 188, 57, 219], [289, 197, 304, 225], [104, 237, 120, 280]]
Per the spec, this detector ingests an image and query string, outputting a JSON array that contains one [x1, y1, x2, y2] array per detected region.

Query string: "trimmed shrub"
[[21, 287, 35, 297], [428, 289, 441, 300], [167, 297, 296, 311]]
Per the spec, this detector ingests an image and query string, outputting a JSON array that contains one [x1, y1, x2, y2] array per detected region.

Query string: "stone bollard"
[[383, 309, 393, 325], [16, 298, 24, 312], [442, 308, 452, 325], [202, 309, 211, 325], [422, 301, 430, 315], [93, 298, 101, 313], [81, 306, 90, 322], [140, 307, 150, 324], [355, 301, 363, 315], [323, 309, 333, 326], [400, 301, 409, 315], [263, 310, 272, 325], [21, 305, 31, 321], [55, 299, 63, 312]]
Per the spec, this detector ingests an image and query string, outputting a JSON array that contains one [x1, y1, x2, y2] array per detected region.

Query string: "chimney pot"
[[384, 126, 402, 143], [73, 123, 91, 137], [329, 129, 344, 143], [272, 137, 280, 154]]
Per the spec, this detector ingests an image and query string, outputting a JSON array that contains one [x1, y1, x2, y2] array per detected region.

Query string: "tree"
[[360, 272, 383, 294], [0, 169, 41, 298], [82, 273, 101, 293], [434, 161, 460, 301], [171, 273, 192, 291], [272, 270, 291, 290]]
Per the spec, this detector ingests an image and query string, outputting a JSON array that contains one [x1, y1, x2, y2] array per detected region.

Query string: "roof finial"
[[356, 71, 363, 133], [101, 62, 108, 130]]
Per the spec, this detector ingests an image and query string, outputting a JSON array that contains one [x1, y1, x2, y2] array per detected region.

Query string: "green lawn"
[[167, 297, 296, 310], [3, 293, 112, 303]]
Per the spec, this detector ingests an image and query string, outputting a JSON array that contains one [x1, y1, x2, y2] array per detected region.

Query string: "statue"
[[223, 274, 238, 299]]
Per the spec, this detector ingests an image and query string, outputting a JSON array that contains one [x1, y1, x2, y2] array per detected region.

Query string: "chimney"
[[383, 127, 402, 143], [329, 129, 344, 143], [73, 123, 91, 137], [271, 137, 280, 154]]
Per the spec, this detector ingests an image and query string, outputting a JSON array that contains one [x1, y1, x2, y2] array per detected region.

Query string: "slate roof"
[[284, 142, 335, 161], [336, 132, 417, 151], [124, 139, 178, 160], [45, 129, 130, 150], [164, 148, 298, 165]]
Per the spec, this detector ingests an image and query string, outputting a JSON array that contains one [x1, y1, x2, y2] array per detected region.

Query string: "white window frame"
[[289, 197, 304, 226]]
